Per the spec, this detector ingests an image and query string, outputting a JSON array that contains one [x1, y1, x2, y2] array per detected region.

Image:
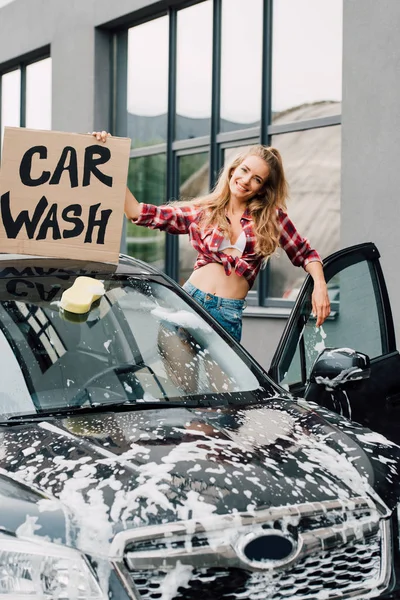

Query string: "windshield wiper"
[[0, 400, 202, 425]]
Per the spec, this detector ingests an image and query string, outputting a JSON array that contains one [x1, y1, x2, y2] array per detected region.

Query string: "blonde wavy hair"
[[174, 145, 288, 258]]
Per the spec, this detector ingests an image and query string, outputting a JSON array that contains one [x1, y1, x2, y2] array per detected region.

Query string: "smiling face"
[[229, 155, 270, 202]]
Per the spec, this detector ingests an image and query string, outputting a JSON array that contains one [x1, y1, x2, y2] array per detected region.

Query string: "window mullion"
[[166, 7, 179, 281], [20, 64, 26, 128], [209, 0, 222, 189], [0, 74, 2, 161], [258, 0, 273, 306]]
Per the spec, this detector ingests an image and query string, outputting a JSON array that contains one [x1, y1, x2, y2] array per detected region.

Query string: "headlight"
[[0, 533, 105, 599]]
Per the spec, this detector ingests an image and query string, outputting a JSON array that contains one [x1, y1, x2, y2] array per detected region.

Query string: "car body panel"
[[1, 399, 399, 557]]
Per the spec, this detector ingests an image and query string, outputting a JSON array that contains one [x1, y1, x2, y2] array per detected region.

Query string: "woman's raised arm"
[[124, 186, 141, 221], [91, 130, 141, 220]]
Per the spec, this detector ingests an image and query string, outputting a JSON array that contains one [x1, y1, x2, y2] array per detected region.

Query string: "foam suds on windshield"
[[151, 307, 212, 331]]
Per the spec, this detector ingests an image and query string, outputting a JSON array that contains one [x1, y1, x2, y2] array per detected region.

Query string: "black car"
[[0, 242, 400, 600]]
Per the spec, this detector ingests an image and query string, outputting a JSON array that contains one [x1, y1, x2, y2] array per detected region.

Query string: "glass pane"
[[176, 1, 212, 140], [127, 17, 168, 148], [272, 0, 342, 124], [26, 57, 52, 130], [280, 259, 384, 389], [126, 154, 166, 270], [268, 126, 341, 299], [1, 68, 20, 146], [0, 274, 262, 418], [178, 152, 209, 285], [220, 0, 262, 133]]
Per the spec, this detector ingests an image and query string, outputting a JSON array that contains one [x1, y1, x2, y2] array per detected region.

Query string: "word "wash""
[[1, 144, 114, 244]]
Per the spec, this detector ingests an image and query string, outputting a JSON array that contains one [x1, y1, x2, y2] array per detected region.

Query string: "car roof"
[[0, 253, 163, 279]]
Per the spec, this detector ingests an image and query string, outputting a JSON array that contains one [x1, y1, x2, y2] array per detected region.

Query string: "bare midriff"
[[188, 262, 250, 299]]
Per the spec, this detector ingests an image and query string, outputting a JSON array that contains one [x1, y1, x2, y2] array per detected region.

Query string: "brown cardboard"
[[0, 127, 130, 263]]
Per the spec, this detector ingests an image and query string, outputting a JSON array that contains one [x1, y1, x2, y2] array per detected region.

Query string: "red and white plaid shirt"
[[135, 203, 321, 290]]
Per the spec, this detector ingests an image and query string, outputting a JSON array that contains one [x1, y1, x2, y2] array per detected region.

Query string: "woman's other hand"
[[305, 261, 331, 327], [311, 283, 331, 328]]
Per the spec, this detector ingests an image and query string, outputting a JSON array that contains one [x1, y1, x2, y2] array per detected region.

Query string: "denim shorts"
[[183, 281, 246, 342]]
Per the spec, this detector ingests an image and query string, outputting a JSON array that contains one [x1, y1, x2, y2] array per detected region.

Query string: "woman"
[[93, 131, 330, 342]]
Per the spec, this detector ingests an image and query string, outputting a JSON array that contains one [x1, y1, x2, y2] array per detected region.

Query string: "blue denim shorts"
[[182, 281, 245, 342]]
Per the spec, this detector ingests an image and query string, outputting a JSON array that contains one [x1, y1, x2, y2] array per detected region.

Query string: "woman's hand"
[[311, 283, 331, 328], [91, 131, 111, 143], [90, 131, 141, 220], [305, 261, 331, 327]]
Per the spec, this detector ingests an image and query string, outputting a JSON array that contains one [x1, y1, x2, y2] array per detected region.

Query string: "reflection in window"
[[280, 259, 383, 390], [127, 17, 168, 148], [26, 57, 52, 130], [9, 302, 65, 370], [272, 0, 342, 123], [178, 153, 209, 285], [1, 69, 20, 145], [269, 125, 341, 299], [220, 0, 262, 133], [176, 1, 212, 140], [126, 154, 166, 270]]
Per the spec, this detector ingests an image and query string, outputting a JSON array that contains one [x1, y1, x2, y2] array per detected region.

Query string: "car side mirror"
[[309, 347, 371, 389]]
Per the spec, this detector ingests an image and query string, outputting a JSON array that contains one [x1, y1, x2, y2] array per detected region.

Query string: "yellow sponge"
[[60, 276, 105, 314]]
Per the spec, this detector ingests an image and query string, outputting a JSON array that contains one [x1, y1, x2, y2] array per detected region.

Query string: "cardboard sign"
[[0, 127, 130, 263]]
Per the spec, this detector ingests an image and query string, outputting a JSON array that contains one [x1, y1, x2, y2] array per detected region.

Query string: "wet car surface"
[[1, 247, 400, 599]]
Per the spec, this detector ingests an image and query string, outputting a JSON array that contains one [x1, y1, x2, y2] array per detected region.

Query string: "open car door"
[[269, 242, 400, 444]]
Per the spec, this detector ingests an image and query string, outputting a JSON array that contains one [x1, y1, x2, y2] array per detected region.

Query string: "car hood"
[[0, 398, 399, 559]]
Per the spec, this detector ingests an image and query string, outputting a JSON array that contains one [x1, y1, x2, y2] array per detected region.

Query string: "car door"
[[269, 242, 400, 444]]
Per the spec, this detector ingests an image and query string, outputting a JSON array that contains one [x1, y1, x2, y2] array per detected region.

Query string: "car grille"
[[130, 532, 381, 600], [111, 498, 391, 600]]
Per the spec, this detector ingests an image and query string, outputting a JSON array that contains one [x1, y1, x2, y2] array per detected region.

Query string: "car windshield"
[[0, 271, 268, 418]]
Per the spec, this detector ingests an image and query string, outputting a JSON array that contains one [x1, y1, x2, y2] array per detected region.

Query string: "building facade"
[[0, 0, 397, 370]]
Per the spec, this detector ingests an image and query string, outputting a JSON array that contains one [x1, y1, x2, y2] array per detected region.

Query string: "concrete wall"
[[341, 0, 400, 344], [242, 315, 287, 372]]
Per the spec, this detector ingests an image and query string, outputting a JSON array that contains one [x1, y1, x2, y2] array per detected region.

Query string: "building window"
[[25, 57, 52, 130], [127, 154, 167, 271], [0, 68, 20, 145], [127, 17, 168, 148], [271, 0, 342, 123], [119, 0, 342, 306], [268, 125, 341, 300], [178, 152, 210, 285], [220, 0, 263, 133], [176, 1, 213, 140], [0, 55, 52, 151]]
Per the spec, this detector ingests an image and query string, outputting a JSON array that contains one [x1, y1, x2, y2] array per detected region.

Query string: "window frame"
[[0, 46, 51, 160], [113, 0, 342, 306], [269, 243, 396, 389]]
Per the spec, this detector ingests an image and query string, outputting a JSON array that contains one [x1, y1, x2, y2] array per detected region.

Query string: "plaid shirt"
[[135, 203, 321, 290]]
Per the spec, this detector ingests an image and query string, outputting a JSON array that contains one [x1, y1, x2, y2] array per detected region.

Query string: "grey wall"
[[242, 315, 287, 372], [341, 0, 400, 344]]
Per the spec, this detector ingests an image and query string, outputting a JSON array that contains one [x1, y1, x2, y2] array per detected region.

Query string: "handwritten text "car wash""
[[1, 145, 113, 244]]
